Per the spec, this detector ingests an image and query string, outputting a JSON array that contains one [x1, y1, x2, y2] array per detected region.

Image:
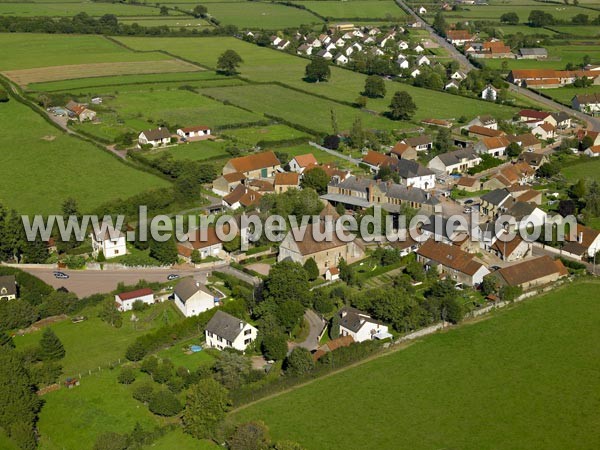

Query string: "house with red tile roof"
[[222, 151, 281, 178], [289, 153, 318, 173], [489, 256, 568, 290], [115, 288, 154, 312]]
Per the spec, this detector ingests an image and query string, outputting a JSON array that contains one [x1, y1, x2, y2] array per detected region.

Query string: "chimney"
[[578, 231, 583, 244], [196, 281, 200, 287], [239, 321, 244, 330]]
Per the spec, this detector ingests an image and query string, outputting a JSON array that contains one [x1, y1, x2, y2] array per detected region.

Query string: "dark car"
[[53, 271, 69, 279], [167, 274, 180, 281], [490, 265, 501, 271], [464, 199, 474, 205]]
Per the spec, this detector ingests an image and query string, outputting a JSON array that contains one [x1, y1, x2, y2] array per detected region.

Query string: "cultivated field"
[[440, 4, 591, 22], [175, 2, 322, 28], [0, 34, 170, 71], [117, 36, 521, 121], [483, 43, 600, 70], [3, 59, 202, 86], [0, 98, 168, 214], [234, 281, 600, 450], [222, 124, 311, 145], [297, 0, 405, 19]]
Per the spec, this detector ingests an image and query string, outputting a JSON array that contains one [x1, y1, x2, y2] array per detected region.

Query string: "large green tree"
[[301, 167, 329, 195], [388, 91, 417, 120], [183, 378, 230, 439], [284, 347, 314, 376], [305, 58, 330, 82], [363, 75, 386, 98], [38, 328, 65, 361], [217, 49, 243, 75]]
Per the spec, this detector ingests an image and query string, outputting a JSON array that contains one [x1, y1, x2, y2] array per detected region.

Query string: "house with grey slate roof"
[[174, 278, 219, 317], [205, 310, 257, 352]]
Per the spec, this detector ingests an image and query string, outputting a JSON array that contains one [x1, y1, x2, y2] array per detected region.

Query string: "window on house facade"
[[244, 329, 252, 335]]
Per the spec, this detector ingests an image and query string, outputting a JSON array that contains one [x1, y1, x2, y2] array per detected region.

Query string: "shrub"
[[148, 390, 182, 417], [284, 347, 314, 376], [117, 367, 136, 385], [261, 333, 288, 361], [132, 383, 154, 404]]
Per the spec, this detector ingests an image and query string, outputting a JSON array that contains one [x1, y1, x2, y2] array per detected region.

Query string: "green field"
[[175, 2, 322, 28], [26, 71, 239, 93], [119, 17, 213, 29], [117, 36, 521, 122], [14, 302, 182, 376], [146, 429, 218, 450], [0, 2, 181, 17], [145, 139, 232, 162], [550, 25, 600, 38], [488, 24, 557, 36], [203, 83, 402, 133], [562, 158, 600, 183], [234, 281, 600, 450], [0, 97, 168, 214], [222, 124, 311, 145], [440, 4, 592, 22], [0, 34, 170, 71], [297, 0, 405, 19], [538, 85, 600, 105]]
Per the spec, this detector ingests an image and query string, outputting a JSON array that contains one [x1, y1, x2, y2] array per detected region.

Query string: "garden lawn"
[[146, 429, 218, 449], [116, 36, 522, 121], [36, 370, 158, 450], [145, 139, 232, 162], [154, 336, 215, 370], [234, 281, 600, 450], [0, 34, 170, 71], [297, 0, 405, 19], [561, 158, 600, 182], [13, 302, 183, 376], [175, 2, 322, 28], [0, 98, 168, 215]]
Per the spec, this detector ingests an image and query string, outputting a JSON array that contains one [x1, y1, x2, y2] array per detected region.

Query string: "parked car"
[[53, 272, 69, 279], [167, 274, 179, 281], [464, 199, 474, 205], [463, 207, 472, 213]]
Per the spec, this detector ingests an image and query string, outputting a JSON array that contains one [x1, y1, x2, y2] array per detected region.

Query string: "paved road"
[[295, 309, 327, 351], [22, 267, 211, 297], [309, 141, 360, 166], [394, 0, 600, 132]]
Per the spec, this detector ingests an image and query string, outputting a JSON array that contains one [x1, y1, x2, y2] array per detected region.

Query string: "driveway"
[[294, 309, 326, 352]]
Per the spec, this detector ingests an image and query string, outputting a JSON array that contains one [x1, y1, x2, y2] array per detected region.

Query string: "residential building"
[[176, 125, 211, 140], [0, 275, 17, 301], [561, 224, 600, 259], [475, 136, 511, 157], [481, 84, 498, 101], [138, 128, 171, 148], [338, 307, 391, 342], [416, 240, 490, 286], [222, 185, 262, 209], [274, 172, 300, 193], [278, 224, 365, 273], [115, 288, 154, 312], [390, 142, 417, 160], [551, 112, 571, 128], [584, 145, 600, 157], [174, 278, 219, 317], [178, 227, 223, 260], [490, 235, 531, 262], [222, 151, 281, 178], [509, 134, 542, 153], [480, 188, 512, 219], [401, 135, 433, 152], [572, 93, 600, 115], [465, 115, 497, 130], [324, 266, 340, 281], [392, 159, 436, 190], [446, 30, 473, 46], [90, 225, 126, 259], [456, 176, 480, 192], [508, 69, 600, 87], [532, 122, 556, 140], [445, 80, 460, 90], [205, 310, 257, 352], [65, 101, 96, 122], [427, 148, 482, 174], [289, 153, 318, 173], [489, 256, 568, 290], [323, 176, 439, 213], [212, 172, 246, 196], [468, 125, 505, 138], [416, 55, 430, 66]]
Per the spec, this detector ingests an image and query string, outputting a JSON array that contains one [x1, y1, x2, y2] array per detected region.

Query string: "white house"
[[324, 267, 340, 281], [427, 148, 482, 174], [91, 225, 126, 259], [277, 40, 290, 50], [338, 307, 391, 342], [0, 275, 17, 301], [531, 122, 556, 140], [138, 128, 171, 147], [174, 278, 219, 317], [289, 153, 318, 173], [394, 159, 436, 190], [270, 36, 282, 46], [584, 145, 600, 157], [481, 84, 498, 101], [417, 6, 427, 14], [445, 80, 460, 90], [317, 49, 333, 60], [450, 70, 466, 80], [398, 40, 409, 50], [115, 288, 154, 312], [413, 44, 425, 53], [335, 53, 349, 65], [176, 125, 211, 140], [572, 93, 600, 115], [205, 310, 258, 352], [416, 55, 431, 66], [397, 57, 410, 69], [410, 68, 421, 78]]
